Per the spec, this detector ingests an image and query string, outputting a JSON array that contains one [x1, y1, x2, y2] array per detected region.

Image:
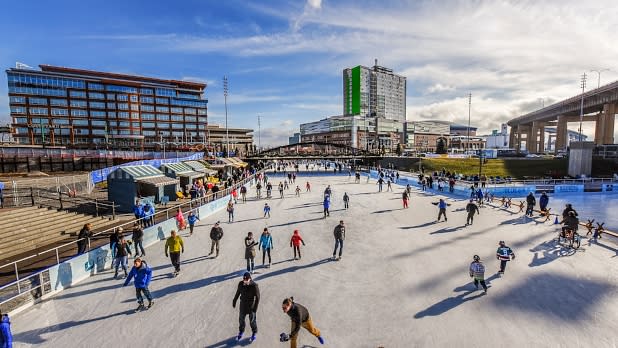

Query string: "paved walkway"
[[10, 174, 618, 347]]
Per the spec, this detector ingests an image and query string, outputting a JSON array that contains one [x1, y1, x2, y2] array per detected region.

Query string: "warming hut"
[[107, 165, 179, 212]]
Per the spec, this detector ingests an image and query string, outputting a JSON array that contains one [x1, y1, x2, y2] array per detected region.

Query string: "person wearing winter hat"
[[280, 297, 324, 347], [233, 272, 260, 342], [469, 255, 487, 294]]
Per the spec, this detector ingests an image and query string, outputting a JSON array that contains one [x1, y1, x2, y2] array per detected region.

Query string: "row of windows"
[[11, 106, 207, 122], [155, 88, 174, 97], [170, 98, 208, 108], [9, 86, 66, 97], [70, 90, 87, 98], [8, 73, 86, 89], [88, 82, 104, 90], [177, 93, 200, 100], [106, 85, 138, 94], [29, 97, 47, 105]]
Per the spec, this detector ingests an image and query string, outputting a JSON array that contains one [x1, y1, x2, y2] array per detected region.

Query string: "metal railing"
[[0, 147, 198, 160], [0, 170, 261, 313]]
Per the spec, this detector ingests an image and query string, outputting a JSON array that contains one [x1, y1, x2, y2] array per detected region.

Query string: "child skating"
[[290, 230, 305, 260]]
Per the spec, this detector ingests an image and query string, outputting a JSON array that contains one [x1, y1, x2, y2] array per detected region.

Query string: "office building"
[[343, 60, 406, 121], [289, 132, 300, 145], [206, 124, 254, 156], [7, 64, 208, 150]]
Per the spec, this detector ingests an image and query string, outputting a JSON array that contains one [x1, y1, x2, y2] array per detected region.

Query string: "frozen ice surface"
[[545, 193, 618, 229], [11, 174, 618, 347]]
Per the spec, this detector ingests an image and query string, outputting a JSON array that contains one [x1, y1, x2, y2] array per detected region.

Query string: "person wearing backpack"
[[469, 255, 487, 294]]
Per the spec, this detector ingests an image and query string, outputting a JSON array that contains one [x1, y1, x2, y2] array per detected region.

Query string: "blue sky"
[[1, 0, 617, 145]]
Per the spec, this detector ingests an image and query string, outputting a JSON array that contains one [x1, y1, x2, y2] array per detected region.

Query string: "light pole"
[[579, 73, 586, 142], [223, 76, 229, 157], [467, 93, 471, 153], [590, 68, 610, 89]]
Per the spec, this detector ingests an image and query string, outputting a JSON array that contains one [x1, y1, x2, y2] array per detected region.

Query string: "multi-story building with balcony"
[[6, 64, 207, 150]]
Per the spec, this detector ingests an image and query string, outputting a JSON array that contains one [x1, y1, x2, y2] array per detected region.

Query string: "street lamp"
[[590, 68, 610, 89], [223, 76, 229, 157], [579, 73, 587, 142], [467, 93, 472, 154]]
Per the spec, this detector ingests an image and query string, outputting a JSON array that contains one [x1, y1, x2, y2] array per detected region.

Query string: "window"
[[116, 94, 129, 101], [8, 86, 66, 97], [29, 97, 48, 105], [185, 116, 197, 123], [197, 117, 207, 123], [107, 102, 116, 109], [72, 119, 89, 126], [157, 114, 170, 121], [142, 122, 155, 128], [171, 123, 184, 129], [71, 109, 88, 117], [184, 108, 196, 115], [51, 108, 68, 116], [106, 93, 116, 100], [117, 103, 129, 110], [91, 120, 106, 127], [89, 92, 105, 99], [70, 100, 87, 108], [107, 111, 117, 118], [156, 106, 169, 113], [69, 90, 87, 98], [143, 130, 156, 136], [141, 113, 155, 120], [53, 118, 70, 125], [7, 72, 85, 89], [10, 106, 26, 114], [130, 104, 139, 111], [31, 118, 47, 125], [170, 107, 183, 114], [140, 88, 153, 95], [88, 82, 104, 90], [90, 110, 106, 117], [118, 121, 130, 128], [29, 107, 48, 115], [14, 117, 28, 124], [131, 112, 140, 119], [178, 93, 199, 100], [140, 96, 154, 103], [118, 111, 130, 118], [92, 129, 106, 135], [155, 88, 174, 97], [156, 97, 169, 104], [185, 124, 197, 129], [10, 96, 26, 104], [130, 95, 138, 102], [170, 98, 208, 108], [89, 101, 106, 109], [106, 85, 137, 94], [141, 105, 154, 112], [49, 99, 68, 106], [171, 115, 183, 122]]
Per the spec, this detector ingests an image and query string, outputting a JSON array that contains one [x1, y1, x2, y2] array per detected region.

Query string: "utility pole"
[[223, 76, 229, 157], [579, 73, 586, 142], [467, 93, 471, 153]]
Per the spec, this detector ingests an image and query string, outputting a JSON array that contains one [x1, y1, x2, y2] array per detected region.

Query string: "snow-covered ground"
[[11, 174, 618, 347]]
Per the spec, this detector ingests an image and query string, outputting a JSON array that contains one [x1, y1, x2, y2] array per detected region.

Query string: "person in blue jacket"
[[123, 257, 154, 311], [258, 227, 274, 268], [0, 311, 12, 348], [432, 199, 451, 222], [187, 211, 200, 236], [323, 196, 330, 218], [539, 192, 549, 213]]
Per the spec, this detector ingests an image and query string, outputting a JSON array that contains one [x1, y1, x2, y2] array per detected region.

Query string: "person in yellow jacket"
[[165, 230, 184, 277]]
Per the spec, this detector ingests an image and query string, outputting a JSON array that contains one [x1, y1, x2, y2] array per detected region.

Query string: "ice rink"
[[11, 173, 618, 348]]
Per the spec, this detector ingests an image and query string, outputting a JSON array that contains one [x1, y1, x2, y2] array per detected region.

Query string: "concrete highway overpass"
[[508, 80, 618, 153]]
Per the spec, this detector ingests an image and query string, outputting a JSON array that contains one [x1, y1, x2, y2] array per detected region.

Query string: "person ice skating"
[[131, 222, 145, 257], [209, 222, 224, 257], [324, 185, 332, 198], [406, 184, 412, 195], [539, 191, 549, 213], [240, 185, 247, 202], [343, 192, 349, 209], [110, 227, 123, 249], [469, 255, 487, 294], [263, 203, 271, 218], [295, 186, 301, 197], [387, 179, 392, 192], [259, 227, 273, 268], [165, 230, 184, 276], [306, 181, 311, 192], [280, 297, 324, 347], [227, 199, 235, 223], [496, 241, 515, 275], [284, 180, 289, 190], [377, 177, 384, 192], [143, 202, 155, 227], [525, 192, 536, 217], [279, 182, 285, 198], [233, 272, 260, 342], [562, 203, 578, 220], [323, 196, 330, 218], [123, 257, 154, 311], [433, 199, 450, 222], [266, 182, 273, 198], [113, 235, 132, 279], [561, 210, 579, 238], [290, 230, 305, 260], [187, 211, 200, 236], [244, 232, 258, 274], [402, 190, 409, 209], [0, 310, 13, 348], [176, 208, 186, 230], [232, 187, 238, 204], [332, 220, 345, 260], [465, 199, 480, 225], [76, 223, 93, 255], [256, 182, 262, 199]]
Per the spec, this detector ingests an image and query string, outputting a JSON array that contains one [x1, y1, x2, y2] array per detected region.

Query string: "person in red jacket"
[[290, 230, 306, 260]]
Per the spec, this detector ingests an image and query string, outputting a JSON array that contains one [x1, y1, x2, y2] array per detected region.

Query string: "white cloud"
[[307, 0, 322, 10], [426, 83, 456, 94]]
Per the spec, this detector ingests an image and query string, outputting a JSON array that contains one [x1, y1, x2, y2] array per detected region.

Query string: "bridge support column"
[[509, 126, 517, 150], [555, 115, 568, 153], [602, 103, 616, 144], [530, 121, 545, 153], [538, 123, 545, 152]]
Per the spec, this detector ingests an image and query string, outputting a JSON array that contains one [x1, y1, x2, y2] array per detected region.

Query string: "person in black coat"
[[232, 272, 260, 342], [76, 223, 93, 255]]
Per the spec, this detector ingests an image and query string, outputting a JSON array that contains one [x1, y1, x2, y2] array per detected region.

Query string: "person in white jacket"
[[469, 255, 487, 294]]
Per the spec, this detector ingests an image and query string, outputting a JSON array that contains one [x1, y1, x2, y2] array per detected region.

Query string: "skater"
[[233, 272, 260, 342], [343, 192, 349, 209], [432, 199, 450, 222], [266, 182, 273, 198], [284, 180, 289, 190], [131, 222, 145, 257], [240, 185, 247, 202], [244, 232, 258, 273], [0, 310, 13, 348], [306, 181, 311, 192], [561, 210, 579, 238], [165, 230, 184, 276], [258, 227, 273, 268], [143, 202, 155, 227], [406, 184, 412, 195], [232, 187, 238, 204], [123, 257, 154, 311], [525, 192, 536, 217], [539, 192, 549, 213], [176, 208, 186, 230], [256, 182, 262, 199], [295, 186, 301, 197], [323, 196, 330, 218], [496, 241, 515, 275], [561, 203, 578, 219], [209, 221, 224, 257], [279, 182, 285, 198], [469, 255, 487, 294], [76, 223, 93, 255], [377, 177, 384, 192], [187, 211, 200, 236], [386, 179, 392, 192], [263, 203, 271, 218], [465, 199, 480, 225], [290, 230, 305, 260], [227, 199, 235, 223], [324, 185, 332, 198], [332, 220, 345, 260], [402, 190, 409, 209], [280, 297, 324, 347], [113, 235, 132, 279]]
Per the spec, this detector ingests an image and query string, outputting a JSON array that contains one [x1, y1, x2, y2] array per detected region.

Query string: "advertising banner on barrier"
[[554, 185, 584, 193], [603, 184, 615, 192]]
